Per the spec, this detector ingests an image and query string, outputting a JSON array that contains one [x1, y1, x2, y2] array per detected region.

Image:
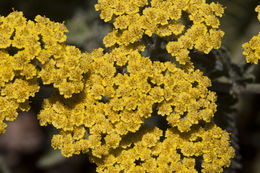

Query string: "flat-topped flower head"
[[0, 11, 88, 134], [38, 46, 233, 171], [95, 0, 225, 65]]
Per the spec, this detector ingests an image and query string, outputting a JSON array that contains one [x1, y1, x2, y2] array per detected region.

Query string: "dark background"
[[0, 0, 260, 172]]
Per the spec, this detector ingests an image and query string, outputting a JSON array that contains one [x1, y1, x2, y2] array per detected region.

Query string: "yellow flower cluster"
[[95, 0, 225, 64], [0, 2, 235, 172], [93, 124, 234, 173], [38, 46, 233, 172], [0, 11, 88, 134], [242, 5, 260, 64]]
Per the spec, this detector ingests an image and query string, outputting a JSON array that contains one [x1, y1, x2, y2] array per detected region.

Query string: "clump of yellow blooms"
[[242, 5, 260, 64], [95, 0, 225, 64], [38, 46, 219, 158], [0, 0, 235, 172], [93, 124, 234, 173], [0, 11, 89, 134]]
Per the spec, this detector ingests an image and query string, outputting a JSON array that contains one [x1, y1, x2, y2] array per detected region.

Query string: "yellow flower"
[[96, 0, 225, 65], [0, 1, 235, 172]]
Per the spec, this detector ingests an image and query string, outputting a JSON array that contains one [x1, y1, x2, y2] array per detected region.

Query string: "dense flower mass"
[[95, 0, 225, 64], [92, 124, 234, 173], [0, 11, 88, 134], [38, 46, 218, 157], [0, 0, 235, 172], [242, 5, 260, 64], [38, 45, 234, 172]]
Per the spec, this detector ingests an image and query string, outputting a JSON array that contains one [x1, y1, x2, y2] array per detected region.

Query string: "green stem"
[[212, 82, 260, 94], [240, 83, 260, 94]]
